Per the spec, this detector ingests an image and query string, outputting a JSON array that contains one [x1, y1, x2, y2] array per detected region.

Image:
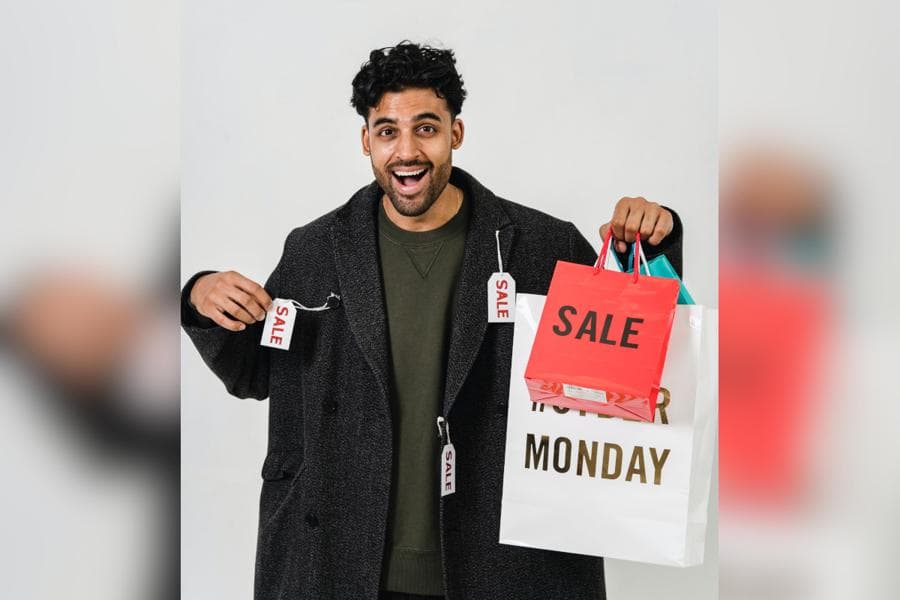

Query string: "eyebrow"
[[370, 112, 444, 128], [371, 116, 396, 128], [414, 112, 443, 123]]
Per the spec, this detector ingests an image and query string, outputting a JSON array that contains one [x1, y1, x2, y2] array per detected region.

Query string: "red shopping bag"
[[524, 231, 679, 421]]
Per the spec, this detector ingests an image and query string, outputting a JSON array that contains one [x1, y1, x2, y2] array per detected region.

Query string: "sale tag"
[[441, 443, 456, 497], [487, 272, 516, 323], [260, 298, 297, 350], [436, 416, 456, 496]]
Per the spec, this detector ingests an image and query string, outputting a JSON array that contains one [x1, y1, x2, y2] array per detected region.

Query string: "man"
[[182, 42, 683, 600]]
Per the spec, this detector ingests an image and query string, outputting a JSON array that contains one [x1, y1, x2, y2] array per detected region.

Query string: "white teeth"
[[394, 168, 426, 177]]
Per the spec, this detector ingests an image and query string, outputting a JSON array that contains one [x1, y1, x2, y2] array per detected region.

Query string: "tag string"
[[494, 230, 504, 273], [287, 292, 341, 312], [436, 416, 451, 445]]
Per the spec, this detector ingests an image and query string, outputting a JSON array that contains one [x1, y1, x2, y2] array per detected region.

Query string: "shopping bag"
[[524, 231, 680, 421], [500, 294, 717, 566], [627, 252, 695, 305], [719, 265, 826, 506]]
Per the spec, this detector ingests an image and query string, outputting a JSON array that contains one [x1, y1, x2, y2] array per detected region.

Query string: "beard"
[[373, 157, 453, 218]]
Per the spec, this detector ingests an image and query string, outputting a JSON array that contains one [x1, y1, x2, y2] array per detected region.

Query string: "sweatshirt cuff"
[[181, 270, 219, 329]]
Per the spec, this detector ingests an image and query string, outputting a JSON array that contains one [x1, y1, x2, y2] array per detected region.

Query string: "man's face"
[[361, 87, 464, 217]]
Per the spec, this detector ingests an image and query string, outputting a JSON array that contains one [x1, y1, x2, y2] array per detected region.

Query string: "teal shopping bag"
[[625, 248, 695, 305]]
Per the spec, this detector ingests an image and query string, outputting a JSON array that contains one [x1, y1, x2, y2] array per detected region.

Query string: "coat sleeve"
[[180, 243, 288, 401], [566, 221, 600, 266]]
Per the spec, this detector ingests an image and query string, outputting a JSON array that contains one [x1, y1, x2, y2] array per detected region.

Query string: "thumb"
[[598, 222, 610, 240], [599, 222, 627, 253]]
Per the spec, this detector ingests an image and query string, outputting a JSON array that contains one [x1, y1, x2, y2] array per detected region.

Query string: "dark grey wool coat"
[[181, 166, 683, 600]]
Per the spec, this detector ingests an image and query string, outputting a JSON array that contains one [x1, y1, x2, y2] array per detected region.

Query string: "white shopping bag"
[[499, 294, 717, 566]]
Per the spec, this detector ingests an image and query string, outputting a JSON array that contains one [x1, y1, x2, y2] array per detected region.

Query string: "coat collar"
[[331, 166, 514, 417]]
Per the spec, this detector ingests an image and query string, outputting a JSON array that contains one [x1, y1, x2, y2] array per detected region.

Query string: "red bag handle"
[[594, 229, 643, 283]]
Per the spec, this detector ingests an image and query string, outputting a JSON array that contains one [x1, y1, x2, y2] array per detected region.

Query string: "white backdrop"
[[182, 1, 717, 598], [1, 2, 177, 599]]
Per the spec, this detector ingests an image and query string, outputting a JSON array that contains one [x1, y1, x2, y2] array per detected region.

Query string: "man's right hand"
[[189, 271, 273, 332]]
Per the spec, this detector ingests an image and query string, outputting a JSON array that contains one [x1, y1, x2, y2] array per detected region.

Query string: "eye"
[[377, 128, 395, 137], [418, 124, 437, 134]]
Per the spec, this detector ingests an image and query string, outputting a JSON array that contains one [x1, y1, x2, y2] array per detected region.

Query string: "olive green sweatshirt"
[[377, 193, 470, 596]]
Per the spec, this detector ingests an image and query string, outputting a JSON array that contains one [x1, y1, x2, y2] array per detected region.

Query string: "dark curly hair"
[[351, 41, 467, 122]]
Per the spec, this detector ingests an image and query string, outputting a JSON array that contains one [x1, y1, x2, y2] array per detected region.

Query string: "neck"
[[382, 183, 462, 232]]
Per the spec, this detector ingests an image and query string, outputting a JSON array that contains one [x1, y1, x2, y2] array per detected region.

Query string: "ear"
[[451, 118, 465, 150], [361, 124, 371, 156]]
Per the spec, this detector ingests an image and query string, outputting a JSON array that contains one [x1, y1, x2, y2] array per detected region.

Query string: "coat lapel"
[[442, 167, 514, 416], [331, 183, 393, 408], [330, 169, 514, 419]]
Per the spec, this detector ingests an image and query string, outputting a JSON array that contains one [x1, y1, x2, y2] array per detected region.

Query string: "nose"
[[394, 130, 422, 163]]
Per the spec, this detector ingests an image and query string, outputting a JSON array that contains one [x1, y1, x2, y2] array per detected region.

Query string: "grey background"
[[182, 1, 717, 598], [1, 1, 177, 599]]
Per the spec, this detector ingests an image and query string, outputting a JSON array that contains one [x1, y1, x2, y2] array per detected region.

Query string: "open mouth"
[[391, 166, 429, 193]]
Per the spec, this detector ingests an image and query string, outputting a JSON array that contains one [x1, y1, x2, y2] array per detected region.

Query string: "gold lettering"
[[601, 443, 622, 479], [553, 437, 572, 473], [523, 435, 672, 486], [649, 447, 670, 485], [626, 446, 647, 483], [656, 388, 670, 424], [576, 440, 598, 477], [525, 434, 549, 470]]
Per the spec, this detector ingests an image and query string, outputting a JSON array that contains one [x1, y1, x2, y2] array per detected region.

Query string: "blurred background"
[[719, 1, 900, 599], [1, 1, 898, 599], [0, 1, 178, 599]]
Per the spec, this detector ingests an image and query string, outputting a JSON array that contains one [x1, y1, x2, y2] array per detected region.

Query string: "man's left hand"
[[599, 197, 674, 253]]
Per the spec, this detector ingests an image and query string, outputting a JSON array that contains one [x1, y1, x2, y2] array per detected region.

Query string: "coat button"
[[304, 512, 319, 528], [496, 402, 507, 415], [325, 400, 338, 414]]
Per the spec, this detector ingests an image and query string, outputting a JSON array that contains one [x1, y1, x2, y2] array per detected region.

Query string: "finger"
[[599, 222, 627, 253], [219, 297, 260, 325], [600, 222, 627, 253], [225, 289, 267, 322], [209, 307, 246, 332], [220, 278, 267, 320], [232, 276, 273, 313], [623, 205, 644, 243], [253, 287, 273, 313], [648, 209, 673, 245], [598, 222, 610, 241], [639, 206, 660, 241], [609, 199, 631, 243]]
